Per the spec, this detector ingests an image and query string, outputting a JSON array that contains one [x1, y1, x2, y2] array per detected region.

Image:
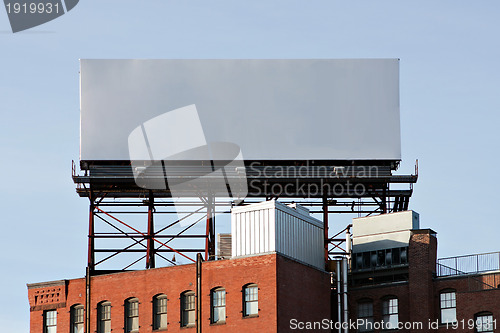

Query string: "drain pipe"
[[196, 253, 202, 333], [342, 257, 348, 333], [337, 260, 342, 333], [85, 267, 91, 333], [343, 226, 351, 333]]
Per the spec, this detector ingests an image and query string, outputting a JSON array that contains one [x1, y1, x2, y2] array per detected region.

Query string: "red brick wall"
[[28, 253, 334, 333], [276, 255, 332, 332], [28, 241, 500, 333], [28, 280, 71, 333], [349, 282, 411, 332], [434, 275, 500, 332], [408, 230, 438, 326]]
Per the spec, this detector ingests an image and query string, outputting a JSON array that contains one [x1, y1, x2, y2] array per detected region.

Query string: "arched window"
[[211, 287, 226, 324], [475, 312, 494, 333], [125, 298, 139, 333], [242, 284, 258, 317], [357, 299, 374, 332], [440, 289, 457, 324], [70, 304, 84, 333], [382, 296, 398, 330], [180, 291, 195, 327], [97, 301, 111, 333], [152, 294, 168, 330]]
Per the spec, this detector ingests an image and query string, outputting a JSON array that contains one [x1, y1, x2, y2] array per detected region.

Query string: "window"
[[243, 284, 258, 317], [211, 288, 226, 324], [97, 301, 111, 333], [44, 310, 57, 333], [153, 294, 168, 330], [382, 297, 398, 330], [180, 291, 195, 327], [71, 305, 84, 333], [357, 300, 374, 332], [476, 312, 494, 333], [440, 290, 457, 324], [125, 298, 139, 332]]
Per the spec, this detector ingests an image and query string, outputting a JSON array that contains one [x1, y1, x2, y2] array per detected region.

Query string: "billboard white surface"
[[80, 59, 401, 161]]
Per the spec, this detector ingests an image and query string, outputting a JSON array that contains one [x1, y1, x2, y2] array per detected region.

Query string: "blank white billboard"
[[80, 59, 401, 161]]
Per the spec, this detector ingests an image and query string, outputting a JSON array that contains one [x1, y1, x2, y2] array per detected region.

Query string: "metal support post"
[[336, 260, 342, 333], [342, 258, 349, 333], [382, 184, 388, 214], [205, 195, 215, 261], [88, 195, 95, 272], [323, 195, 329, 264], [196, 253, 203, 333], [146, 191, 155, 269], [85, 266, 91, 333]]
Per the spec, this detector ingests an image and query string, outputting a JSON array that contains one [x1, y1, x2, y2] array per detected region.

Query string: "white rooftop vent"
[[231, 200, 324, 269], [352, 210, 420, 253]]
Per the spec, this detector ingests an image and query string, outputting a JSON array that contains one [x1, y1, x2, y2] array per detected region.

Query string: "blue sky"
[[1, 1, 499, 331]]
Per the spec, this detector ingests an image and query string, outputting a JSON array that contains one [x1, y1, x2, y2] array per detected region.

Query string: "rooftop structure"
[[28, 210, 500, 333]]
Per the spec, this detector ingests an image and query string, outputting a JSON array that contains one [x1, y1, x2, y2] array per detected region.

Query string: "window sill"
[[180, 324, 195, 329], [243, 314, 259, 319], [210, 321, 226, 326]]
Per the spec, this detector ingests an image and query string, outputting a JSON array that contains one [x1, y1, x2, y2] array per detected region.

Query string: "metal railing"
[[437, 251, 500, 276], [436, 263, 499, 292]]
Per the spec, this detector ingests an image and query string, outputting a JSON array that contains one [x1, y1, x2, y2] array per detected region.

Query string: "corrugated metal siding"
[[231, 201, 323, 269], [231, 206, 275, 257], [274, 206, 324, 269]]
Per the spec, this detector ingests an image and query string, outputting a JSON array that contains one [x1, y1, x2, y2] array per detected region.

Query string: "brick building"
[[348, 213, 500, 333], [27, 253, 330, 333], [28, 209, 500, 333]]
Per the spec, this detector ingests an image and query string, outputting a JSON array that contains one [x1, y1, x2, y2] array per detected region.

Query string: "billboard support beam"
[[87, 194, 95, 272], [146, 191, 155, 269], [323, 195, 329, 265], [205, 194, 215, 261], [382, 184, 388, 214], [74, 161, 418, 273]]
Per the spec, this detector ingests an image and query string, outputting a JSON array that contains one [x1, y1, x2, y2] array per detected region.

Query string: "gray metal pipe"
[[343, 258, 348, 333], [85, 267, 91, 333], [196, 253, 202, 333], [337, 260, 342, 333]]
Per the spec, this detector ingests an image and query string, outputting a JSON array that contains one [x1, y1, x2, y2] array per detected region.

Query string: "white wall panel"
[[231, 200, 324, 269], [352, 210, 420, 253]]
